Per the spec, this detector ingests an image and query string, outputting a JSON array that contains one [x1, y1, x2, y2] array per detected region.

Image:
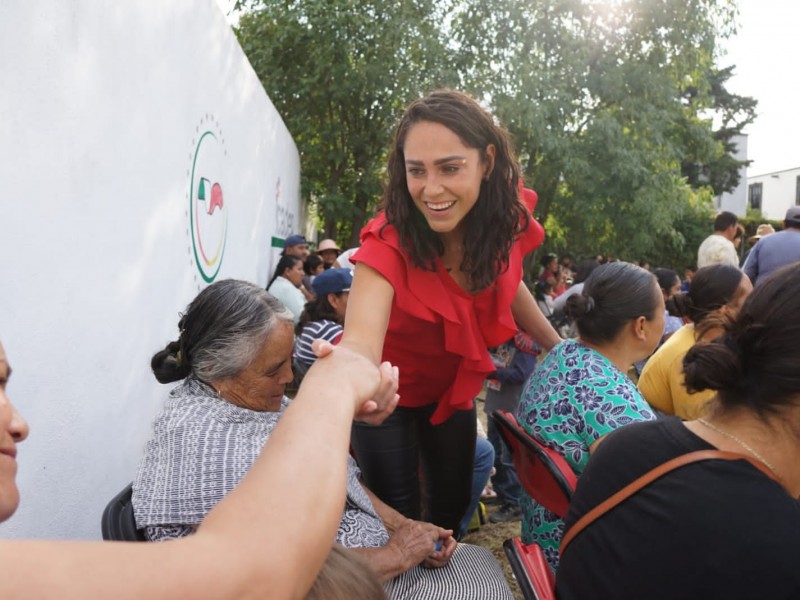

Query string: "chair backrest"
[[491, 411, 577, 518], [503, 538, 556, 600], [101, 482, 147, 542]]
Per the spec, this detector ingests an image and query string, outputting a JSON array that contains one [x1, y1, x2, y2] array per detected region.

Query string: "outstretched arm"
[[340, 262, 395, 364], [511, 281, 562, 351], [0, 343, 398, 600]]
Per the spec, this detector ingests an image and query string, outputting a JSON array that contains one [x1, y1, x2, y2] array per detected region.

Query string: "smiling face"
[[0, 342, 30, 523], [403, 121, 494, 244], [213, 320, 295, 412]]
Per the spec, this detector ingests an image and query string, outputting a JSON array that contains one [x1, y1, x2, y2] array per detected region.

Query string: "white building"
[[747, 166, 800, 220], [716, 134, 748, 216]]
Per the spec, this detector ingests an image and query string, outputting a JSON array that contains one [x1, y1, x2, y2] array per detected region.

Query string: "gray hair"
[[151, 279, 293, 384]]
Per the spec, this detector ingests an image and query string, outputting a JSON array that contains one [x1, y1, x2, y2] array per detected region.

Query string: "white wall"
[[0, 0, 302, 539], [717, 134, 748, 216], [749, 167, 800, 220]]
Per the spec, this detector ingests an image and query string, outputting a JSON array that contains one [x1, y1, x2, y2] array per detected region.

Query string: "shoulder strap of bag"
[[560, 449, 776, 555]]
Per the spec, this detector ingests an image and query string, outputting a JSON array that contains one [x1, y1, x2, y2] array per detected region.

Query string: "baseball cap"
[[312, 268, 353, 297], [283, 234, 307, 249], [785, 206, 800, 223]]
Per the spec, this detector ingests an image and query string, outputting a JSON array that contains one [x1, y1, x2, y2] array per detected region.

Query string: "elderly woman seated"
[[132, 279, 513, 600]]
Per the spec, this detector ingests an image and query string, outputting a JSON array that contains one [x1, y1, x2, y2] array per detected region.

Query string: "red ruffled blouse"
[[352, 190, 545, 424]]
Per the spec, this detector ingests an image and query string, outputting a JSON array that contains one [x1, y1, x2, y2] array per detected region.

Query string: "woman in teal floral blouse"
[[517, 262, 664, 570]]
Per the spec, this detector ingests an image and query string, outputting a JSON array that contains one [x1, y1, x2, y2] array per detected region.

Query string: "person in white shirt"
[[267, 255, 307, 323], [697, 211, 739, 268]]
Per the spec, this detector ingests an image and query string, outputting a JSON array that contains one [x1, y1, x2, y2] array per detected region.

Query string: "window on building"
[[796, 176, 800, 206], [749, 182, 763, 211]]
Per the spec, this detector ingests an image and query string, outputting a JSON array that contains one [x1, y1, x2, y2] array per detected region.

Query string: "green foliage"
[[235, 0, 458, 247], [451, 0, 749, 269], [235, 0, 755, 269], [680, 65, 757, 195]]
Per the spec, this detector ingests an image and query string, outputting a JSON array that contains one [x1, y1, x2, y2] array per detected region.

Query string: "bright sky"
[[217, 0, 797, 176], [721, 0, 800, 176]]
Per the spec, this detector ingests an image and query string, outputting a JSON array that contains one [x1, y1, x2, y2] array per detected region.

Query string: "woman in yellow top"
[[638, 264, 752, 419]]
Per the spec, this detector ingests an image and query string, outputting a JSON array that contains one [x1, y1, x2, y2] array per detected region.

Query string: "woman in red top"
[[342, 90, 561, 533]]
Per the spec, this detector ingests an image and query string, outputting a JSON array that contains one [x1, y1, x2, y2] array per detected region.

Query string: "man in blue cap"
[[282, 234, 310, 261]]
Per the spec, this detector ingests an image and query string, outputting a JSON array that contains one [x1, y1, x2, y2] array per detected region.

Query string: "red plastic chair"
[[502, 538, 556, 600], [491, 410, 578, 600]]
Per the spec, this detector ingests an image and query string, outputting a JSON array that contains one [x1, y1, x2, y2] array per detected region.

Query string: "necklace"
[[697, 418, 778, 475]]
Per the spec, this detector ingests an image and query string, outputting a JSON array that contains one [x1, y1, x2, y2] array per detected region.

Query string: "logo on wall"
[[187, 115, 227, 284], [274, 177, 296, 240]]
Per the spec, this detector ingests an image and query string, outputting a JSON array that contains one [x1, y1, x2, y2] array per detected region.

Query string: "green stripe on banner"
[[271, 236, 284, 248]]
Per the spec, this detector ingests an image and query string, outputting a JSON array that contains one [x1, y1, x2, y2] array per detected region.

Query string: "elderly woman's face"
[[215, 321, 295, 412]]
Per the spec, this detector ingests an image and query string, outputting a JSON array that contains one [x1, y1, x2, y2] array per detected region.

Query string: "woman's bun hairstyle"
[[564, 293, 594, 321], [683, 263, 800, 416], [151, 339, 191, 384], [682, 336, 742, 395], [565, 262, 658, 343], [150, 280, 293, 385]]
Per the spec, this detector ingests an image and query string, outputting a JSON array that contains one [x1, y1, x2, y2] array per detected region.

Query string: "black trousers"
[[350, 403, 476, 532]]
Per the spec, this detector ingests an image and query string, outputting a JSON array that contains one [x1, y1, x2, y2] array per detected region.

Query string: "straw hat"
[[317, 239, 342, 255], [748, 224, 775, 243]]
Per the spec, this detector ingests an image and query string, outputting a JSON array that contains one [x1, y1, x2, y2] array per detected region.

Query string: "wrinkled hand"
[[310, 340, 399, 424], [421, 526, 456, 569], [384, 520, 447, 572]]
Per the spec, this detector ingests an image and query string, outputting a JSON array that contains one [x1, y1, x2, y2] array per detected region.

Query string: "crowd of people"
[[2, 88, 800, 599]]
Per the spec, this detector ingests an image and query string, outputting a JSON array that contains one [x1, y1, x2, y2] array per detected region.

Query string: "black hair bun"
[[151, 340, 191, 384]]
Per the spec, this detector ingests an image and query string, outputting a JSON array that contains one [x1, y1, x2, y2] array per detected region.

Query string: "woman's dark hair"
[[381, 89, 528, 292], [540, 253, 558, 269], [304, 254, 323, 276], [268, 255, 302, 289], [295, 292, 345, 336], [653, 268, 679, 295], [683, 263, 800, 417], [151, 279, 292, 384], [670, 264, 742, 325], [565, 262, 659, 343], [573, 258, 600, 284]]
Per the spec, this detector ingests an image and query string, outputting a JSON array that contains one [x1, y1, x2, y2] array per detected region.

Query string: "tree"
[[235, 0, 457, 247], [236, 0, 751, 269], [680, 65, 757, 196], [451, 0, 746, 266]]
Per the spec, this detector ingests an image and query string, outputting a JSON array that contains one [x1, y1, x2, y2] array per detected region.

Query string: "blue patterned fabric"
[[516, 340, 655, 570]]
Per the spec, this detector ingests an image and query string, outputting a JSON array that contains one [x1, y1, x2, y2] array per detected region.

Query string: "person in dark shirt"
[[557, 263, 800, 600]]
